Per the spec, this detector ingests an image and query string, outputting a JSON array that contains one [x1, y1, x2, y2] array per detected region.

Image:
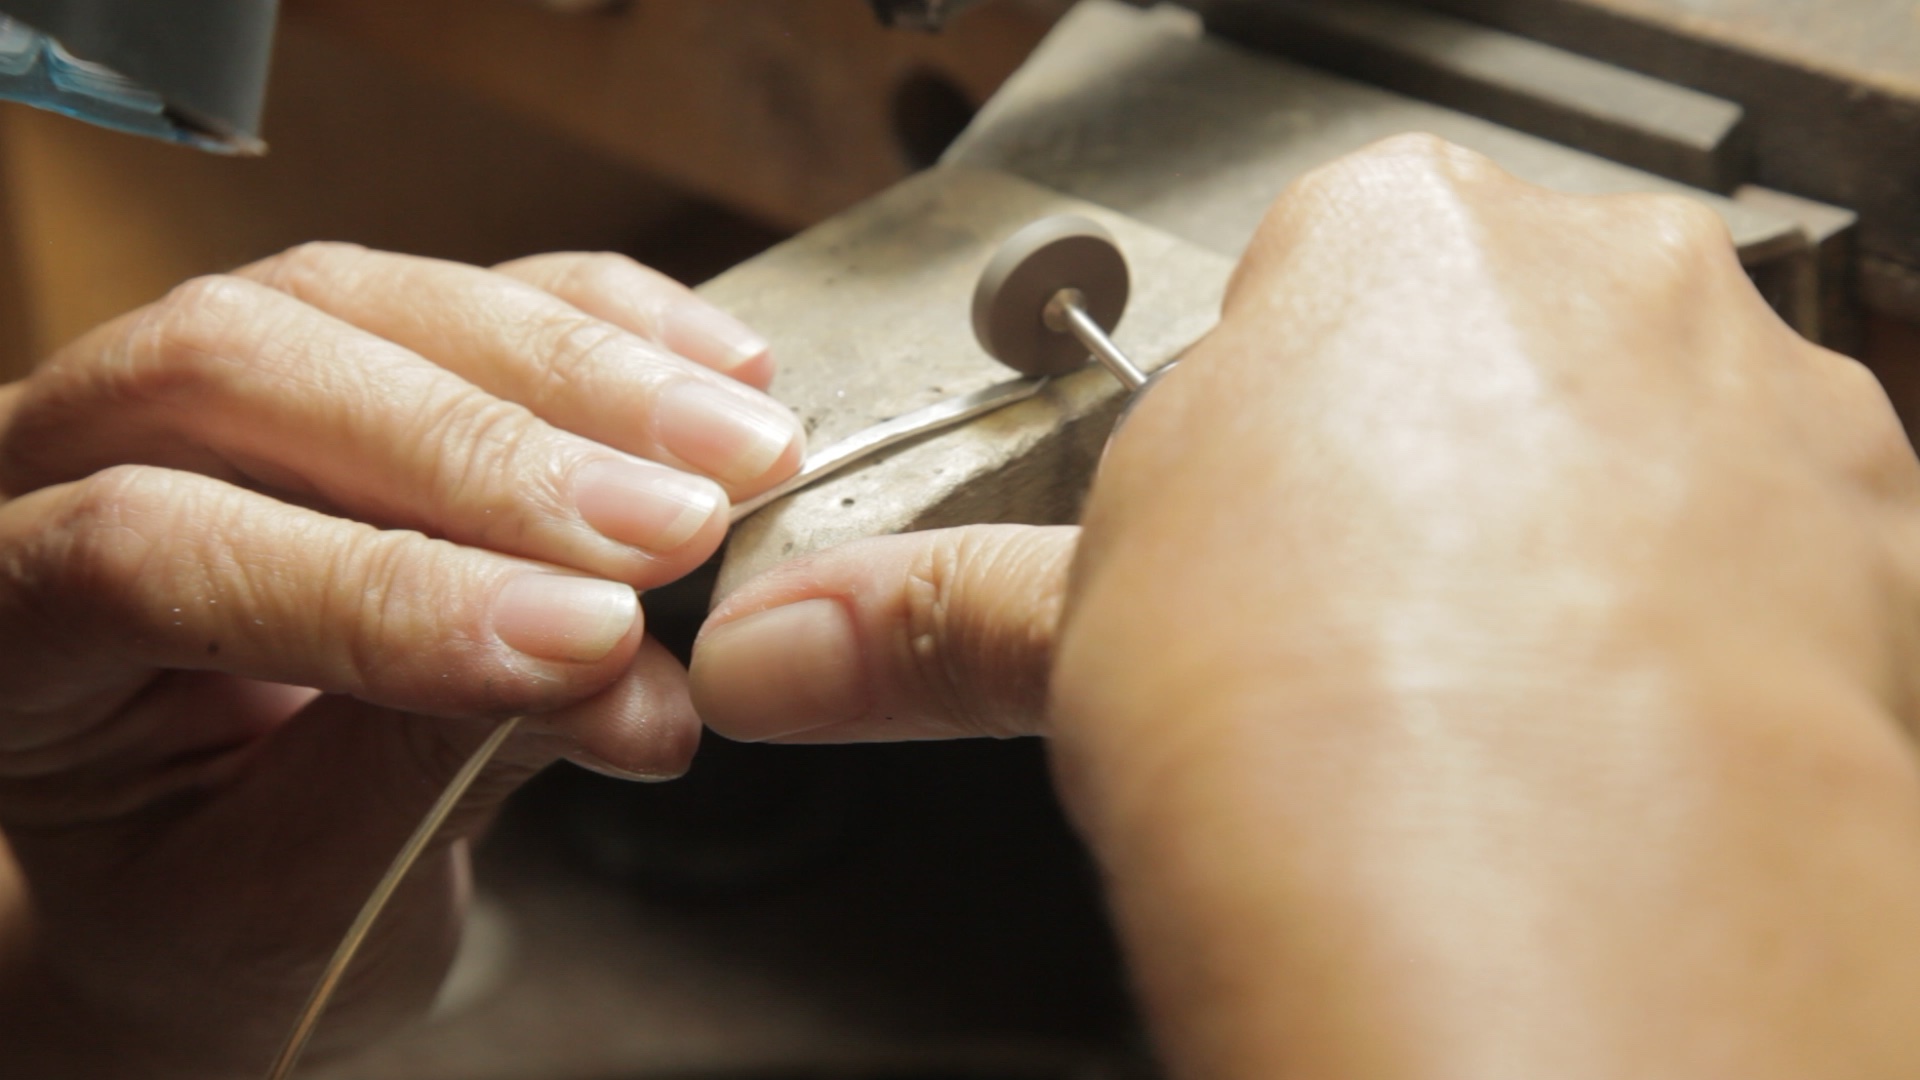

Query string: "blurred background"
[[0, 0, 1071, 375]]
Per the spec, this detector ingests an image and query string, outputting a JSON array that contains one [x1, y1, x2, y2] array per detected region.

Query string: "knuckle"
[[1246, 136, 1507, 309], [1600, 195, 1733, 297], [160, 271, 258, 319], [899, 530, 1047, 738], [151, 274, 261, 354], [256, 239, 369, 291], [1359, 131, 1473, 170], [320, 529, 526, 715], [321, 526, 433, 695], [563, 252, 647, 295], [37, 466, 194, 627], [528, 313, 631, 412], [411, 385, 554, 524], [901, 536, 977, 731], [116, 274, 267, 408], [1826, 358, 1918, 481], [1637, 195, 1730, 259], [1294, 133, 1489, 202], [59, 464, 169, 565], [560, 253, 674, 331]]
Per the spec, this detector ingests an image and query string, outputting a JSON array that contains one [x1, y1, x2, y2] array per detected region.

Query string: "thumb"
[[690, 525, 1077, 742]]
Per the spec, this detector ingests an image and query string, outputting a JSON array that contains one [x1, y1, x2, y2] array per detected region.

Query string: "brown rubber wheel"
[[971, 214, 1130, 377]]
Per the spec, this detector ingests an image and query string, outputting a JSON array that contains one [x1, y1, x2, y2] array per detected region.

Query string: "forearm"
[[1051, 643, 1920, 1080]]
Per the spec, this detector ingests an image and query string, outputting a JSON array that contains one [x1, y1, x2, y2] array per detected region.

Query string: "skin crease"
[[0, 245, 801, 1077], [694, 135, 1920, 1079]]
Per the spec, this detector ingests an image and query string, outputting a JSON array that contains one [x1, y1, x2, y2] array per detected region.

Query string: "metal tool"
[[736, 212, 1158, 530], [972, 213, 1164, 398], [736, 213, 1161, 523]]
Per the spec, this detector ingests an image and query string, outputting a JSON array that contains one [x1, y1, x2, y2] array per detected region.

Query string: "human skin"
[[693, 136, 1920, 1077], [0, 244, 804, 1077]]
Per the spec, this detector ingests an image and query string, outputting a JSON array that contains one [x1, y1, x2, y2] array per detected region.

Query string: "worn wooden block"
[[698, 165, 1232, 597], [1734, 184, 1862, 354], [946, 0, 1803, 269], [1197, 0, 1749, 192], [1392, 0, 1920, 287]]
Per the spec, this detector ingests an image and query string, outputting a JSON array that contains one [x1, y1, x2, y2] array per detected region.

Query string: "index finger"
[[492, 252, 776, 391]]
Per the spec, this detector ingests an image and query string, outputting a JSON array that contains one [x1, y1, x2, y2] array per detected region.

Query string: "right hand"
[[0, 243, 804, 1077], [695, 135, 1920, 1078]]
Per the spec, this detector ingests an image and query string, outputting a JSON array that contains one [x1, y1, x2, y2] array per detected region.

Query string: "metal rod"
[[730, 374, 1048, 522], [266, 715, 524, 1080], [1048, 290, 1146, 391]]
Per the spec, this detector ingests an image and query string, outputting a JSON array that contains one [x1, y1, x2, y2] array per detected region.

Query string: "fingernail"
[[691, 598, 866, 742], [665, 301, 770, 375], [573, 457, 725, 554], [492, 574, 638, 663], [655, 381, 803, 487]]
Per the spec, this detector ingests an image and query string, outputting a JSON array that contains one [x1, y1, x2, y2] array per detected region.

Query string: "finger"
[[0, 274, 729, 588], [0, 465, 645, 752], [689, 525, 1077, 743], [236, 243, 804, 497], [492, 252, 775, 390], [512, 635, 703, 782]]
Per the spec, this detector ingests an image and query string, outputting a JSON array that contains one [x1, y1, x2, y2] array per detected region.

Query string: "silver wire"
[[265, 714, 524, 1080], [729, 374, 1048, 522], [271, 371, 1048, 1077]]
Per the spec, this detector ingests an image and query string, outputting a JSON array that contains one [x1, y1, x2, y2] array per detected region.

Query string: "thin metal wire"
[[270, 371, 1048, 1078], [728, 374, 1047, 522], [265, 714, 524, 1080]]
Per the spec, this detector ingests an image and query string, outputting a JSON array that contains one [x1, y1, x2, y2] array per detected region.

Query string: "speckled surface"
[[700, 164, 1231, 597]]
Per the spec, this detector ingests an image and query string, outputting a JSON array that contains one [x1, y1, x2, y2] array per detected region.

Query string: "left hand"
[[0, 244, 802, 1077]]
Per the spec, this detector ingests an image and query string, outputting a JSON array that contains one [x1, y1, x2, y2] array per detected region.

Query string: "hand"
[[0, 244, 803, 1077], [693, 136, 1920, 1077]]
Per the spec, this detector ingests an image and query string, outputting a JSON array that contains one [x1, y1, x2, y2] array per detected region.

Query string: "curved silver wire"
[[265, 715, 523, 1080], [271, 374, 1050, 1078], [730, 374, 1047, 522]]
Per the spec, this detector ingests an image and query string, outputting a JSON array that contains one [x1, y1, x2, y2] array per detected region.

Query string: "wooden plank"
[[946, 1, 1803, 269], [1198, 0, 1749, 192], [1374, 0, 1920, 281], [1734, 185, 1862, 353], [702, 165, 1232, 597]]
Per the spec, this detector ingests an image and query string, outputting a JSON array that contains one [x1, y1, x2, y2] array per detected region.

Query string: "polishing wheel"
[[972, 214, 1130, 378]]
